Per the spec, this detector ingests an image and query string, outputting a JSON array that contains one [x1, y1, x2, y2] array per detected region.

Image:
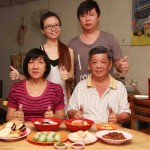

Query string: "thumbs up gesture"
[[60, 66, 71, 80], [10, 66, 20, 80], [74, 104, 84, 119], [108, 107, 117, 124], [119, 56, 129, 74], [44, 106, 54, 118], [14, 104, 24, 123]]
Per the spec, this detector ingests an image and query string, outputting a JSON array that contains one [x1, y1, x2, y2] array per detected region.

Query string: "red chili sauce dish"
[[71, 142, 85, 150]]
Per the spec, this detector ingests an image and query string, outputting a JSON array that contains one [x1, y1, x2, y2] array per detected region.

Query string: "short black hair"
[[23, 48, 51, 79], [40, 11, 61, 29], [77, 0, 101, 20], [88, 46, 113, 61]]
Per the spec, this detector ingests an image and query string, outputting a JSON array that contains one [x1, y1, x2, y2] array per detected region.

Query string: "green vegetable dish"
[[56, 142, 65, 146], [32, 132, 61, 143]]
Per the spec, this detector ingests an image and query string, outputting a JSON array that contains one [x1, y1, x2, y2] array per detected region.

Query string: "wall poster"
[[132, 0, 150, 45]]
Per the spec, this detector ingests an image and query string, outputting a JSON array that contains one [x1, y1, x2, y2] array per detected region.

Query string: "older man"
[[68, 46, 130, 123]]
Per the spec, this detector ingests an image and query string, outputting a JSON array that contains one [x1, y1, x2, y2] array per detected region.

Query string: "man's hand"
[[14, 104, 24, 123], [44, 106, 54, 118], [74, 104, 84, 119], [10, 66, 20, 80], [119, 56, 129, 74], [108, 107, 117, 123]]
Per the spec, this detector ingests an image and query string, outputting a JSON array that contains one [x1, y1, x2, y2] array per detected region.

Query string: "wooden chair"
[[130, 97, 150, 134]]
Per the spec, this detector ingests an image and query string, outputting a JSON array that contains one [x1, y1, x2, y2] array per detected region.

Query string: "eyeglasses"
[[43, 24, 61, 30]]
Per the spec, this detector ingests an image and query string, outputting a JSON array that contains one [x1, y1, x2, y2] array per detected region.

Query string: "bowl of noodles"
[[65, 118, 94, 132]]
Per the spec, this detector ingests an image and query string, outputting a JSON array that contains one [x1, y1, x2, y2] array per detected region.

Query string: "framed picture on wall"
[[132, 0, 150, 45]]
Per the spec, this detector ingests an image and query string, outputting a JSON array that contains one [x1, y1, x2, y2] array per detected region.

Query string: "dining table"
[[0, 121, 150, 150]]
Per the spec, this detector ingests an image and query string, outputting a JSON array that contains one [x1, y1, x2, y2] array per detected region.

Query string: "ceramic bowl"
[[31, 118, 63, 131], [65, 118, 94, 132], [71, 142, 85, 150]]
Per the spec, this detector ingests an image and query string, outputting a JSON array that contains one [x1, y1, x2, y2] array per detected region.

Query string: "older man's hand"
[[74, 104, 84, 119], [108, 107, 117, 123]]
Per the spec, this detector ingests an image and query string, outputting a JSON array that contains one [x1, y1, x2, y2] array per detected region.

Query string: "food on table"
[[71, 120, 88, 126], [96, 123, 119, 130], [32, 131, 62, 143], [34, 121, 58, 125], [56, 142, 65, 146], [101, 124, 113, 129], [69, 130, 96, 143], [71, 142, 84, 150], [102, 132, 126, 140], [0, 119, 26, 138], [54, 142, 68, 149]]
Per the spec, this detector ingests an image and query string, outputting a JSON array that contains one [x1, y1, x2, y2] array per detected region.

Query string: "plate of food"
[[0, 119, 30, 141], [27, 131, 68, 145], [31, 118, 63, 131], [95, 123, 119, 130], [68, 130, 97, 144], [95, 130, 132, 145], [65, 118, 94, 132]]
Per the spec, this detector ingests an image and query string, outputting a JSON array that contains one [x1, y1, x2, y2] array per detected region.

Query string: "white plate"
[[0, 127, 31, 141], [68, 131, 97, 144], [134, 95, 148, 99], [95, 130, 132, 145]]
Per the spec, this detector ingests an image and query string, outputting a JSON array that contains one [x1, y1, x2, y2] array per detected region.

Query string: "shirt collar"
[[87, 74, 117, 89]]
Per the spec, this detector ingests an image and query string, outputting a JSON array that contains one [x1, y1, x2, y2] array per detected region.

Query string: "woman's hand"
[[10, 66, 20, 80], [14, 104, 24, 123], [60, 66, 72, 80], [44, 106, 54, 118]]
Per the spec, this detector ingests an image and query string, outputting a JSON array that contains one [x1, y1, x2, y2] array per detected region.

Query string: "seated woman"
[[6, 48, 65, 122]]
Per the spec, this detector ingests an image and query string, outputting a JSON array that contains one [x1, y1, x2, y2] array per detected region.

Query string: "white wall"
[[0, 0, 150, 99], [0, 0, 49, 98]]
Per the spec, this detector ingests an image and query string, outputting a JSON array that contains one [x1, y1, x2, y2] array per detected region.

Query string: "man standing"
[[68, 0, 129, 87]]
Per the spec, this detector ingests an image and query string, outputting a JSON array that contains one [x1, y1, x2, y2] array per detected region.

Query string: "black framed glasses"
[[44, 24, 61, 30]]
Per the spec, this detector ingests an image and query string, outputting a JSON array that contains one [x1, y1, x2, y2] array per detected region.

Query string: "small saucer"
[[54, 142, 68, 149], [71, 142, 85, 150]]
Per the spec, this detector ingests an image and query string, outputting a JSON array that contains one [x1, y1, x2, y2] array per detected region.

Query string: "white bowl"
[[95, 130, 132, 145], [71, 142, 85, 150], [54, 142, 68, 149]]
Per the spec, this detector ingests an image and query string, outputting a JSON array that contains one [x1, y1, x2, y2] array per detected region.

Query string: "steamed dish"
[[69, 130, 97, 143], [0, 119, 26, 138], [32, 131, 61, 143]]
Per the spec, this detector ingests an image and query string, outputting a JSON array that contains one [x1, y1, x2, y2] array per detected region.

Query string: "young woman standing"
[[10, 12, 74, 113]]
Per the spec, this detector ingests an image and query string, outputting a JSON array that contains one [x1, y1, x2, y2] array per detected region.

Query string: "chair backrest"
[[130, 97, 150, 130]]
